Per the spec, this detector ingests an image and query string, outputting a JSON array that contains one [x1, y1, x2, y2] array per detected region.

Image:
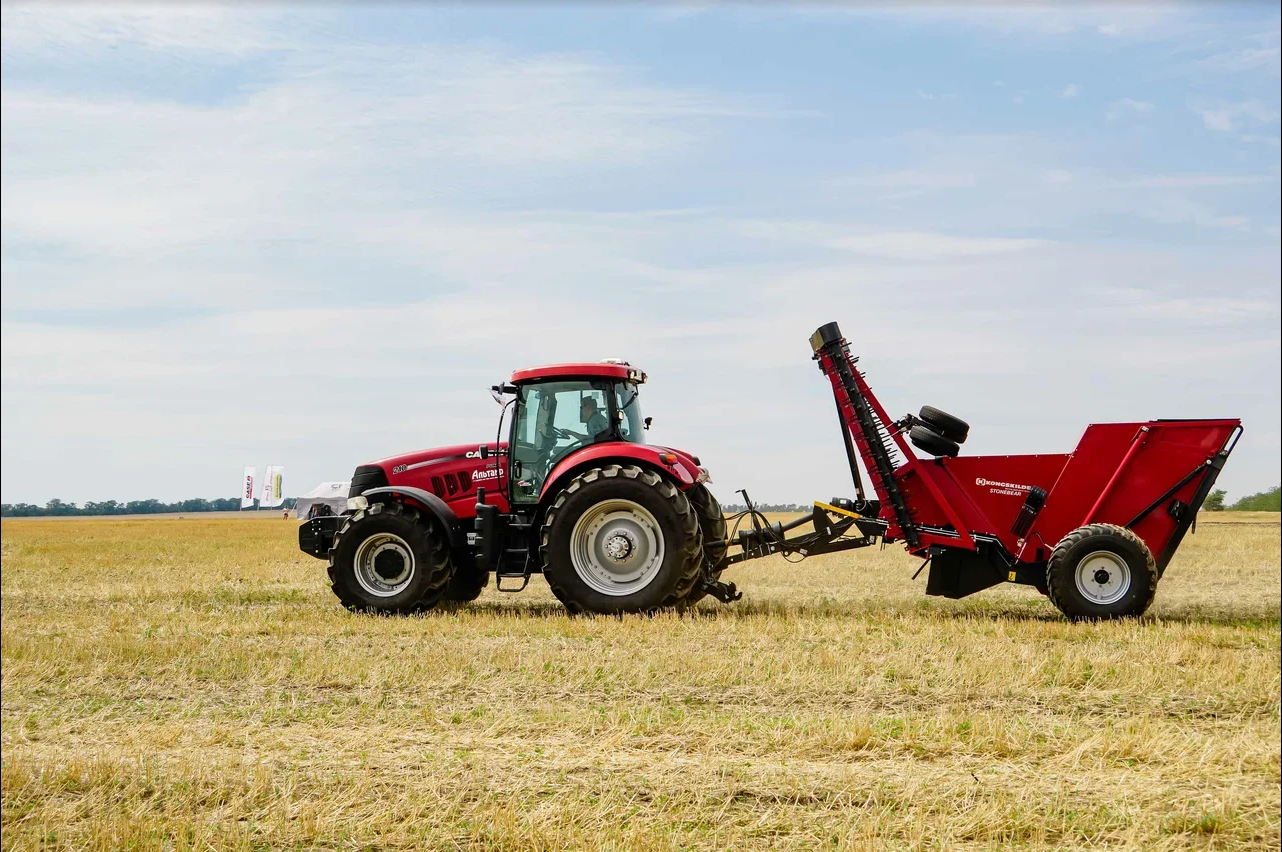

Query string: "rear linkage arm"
[[722, 490, 885, 568]]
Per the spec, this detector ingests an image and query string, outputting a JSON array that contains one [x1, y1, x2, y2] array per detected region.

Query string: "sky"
[[1, 3, 1279, 506]]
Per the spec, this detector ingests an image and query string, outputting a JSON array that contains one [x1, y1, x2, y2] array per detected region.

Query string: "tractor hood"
[[370, 442, 501, 476]]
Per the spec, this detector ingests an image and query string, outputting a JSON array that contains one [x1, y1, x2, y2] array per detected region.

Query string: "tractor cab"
[[501, 362, 648, 504]]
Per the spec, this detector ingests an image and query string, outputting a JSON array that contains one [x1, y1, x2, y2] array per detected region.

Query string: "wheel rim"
[[569, 499, 665, 596], [1074, 550, 1131, 605], [353, 532, 416, 598]]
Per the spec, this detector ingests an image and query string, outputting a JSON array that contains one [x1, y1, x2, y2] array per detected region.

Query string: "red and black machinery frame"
[[725, 321, 1241, 600]]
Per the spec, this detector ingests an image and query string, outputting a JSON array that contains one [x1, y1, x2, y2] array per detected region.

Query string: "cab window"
[[510, 380, 611, 504]]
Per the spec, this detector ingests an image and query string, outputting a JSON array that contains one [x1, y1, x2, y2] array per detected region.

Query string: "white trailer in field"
[[294, 481, 350, 520]]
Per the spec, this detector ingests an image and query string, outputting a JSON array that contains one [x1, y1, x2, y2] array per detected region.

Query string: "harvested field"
[[2, 512, 1279, 850]]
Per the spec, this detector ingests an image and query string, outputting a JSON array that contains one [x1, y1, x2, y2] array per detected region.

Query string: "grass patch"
[[2, 515, 1278, 850]]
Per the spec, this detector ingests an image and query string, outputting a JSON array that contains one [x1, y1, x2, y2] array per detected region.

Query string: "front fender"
[[361, 486, 462, 545], [540, 443, 697, 502]]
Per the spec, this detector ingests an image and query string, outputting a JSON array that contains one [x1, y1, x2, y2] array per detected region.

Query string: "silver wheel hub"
[[354, 532, 416, 598], [1075, 550, 1131, 606], [604, 533, 634, 561], [569, 499, 665, 596]]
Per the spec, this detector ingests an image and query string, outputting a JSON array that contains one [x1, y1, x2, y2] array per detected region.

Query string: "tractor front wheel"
[[541, 465, 702, 614], [1046, 524, 1156, 621], [443, 564, 488, 603], [328, 501, 453, 614]]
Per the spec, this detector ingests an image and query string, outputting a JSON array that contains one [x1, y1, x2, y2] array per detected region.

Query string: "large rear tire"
[[328, 502, 453, 614], [1046, 523, 1156, 621], [540, 465, 702, 614], [677, 484, 729, 609]]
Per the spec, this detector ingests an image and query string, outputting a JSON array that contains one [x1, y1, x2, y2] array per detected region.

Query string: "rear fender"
[[540, 443, 696, 504], [360, 486, 462, 545]]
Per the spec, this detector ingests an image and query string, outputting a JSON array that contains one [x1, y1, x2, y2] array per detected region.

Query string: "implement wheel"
[[1046, 524, 1157, 621], [541, 465, 702, 614], [328, 501, 453, 614], [908, 424, 960, 458], [918, 406, 970, 444]]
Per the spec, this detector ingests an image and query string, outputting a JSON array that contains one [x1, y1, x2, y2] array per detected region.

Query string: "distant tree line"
[[1204, 486, 1281, 512], [721, 503, 813, 514], [4, 487, 1277, 518], [1, 498, 297, 517]]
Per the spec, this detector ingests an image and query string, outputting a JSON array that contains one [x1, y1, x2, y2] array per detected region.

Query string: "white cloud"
[[735, 221, 1049, 260], [1, 47, 760, 259], [850, 6, 1184, 40], [1106, 98, 1154, 120], [1118, 174, 1276, 189], [835, 170, 977, 193], [1060, 83, 1082, 99], [1192, 99, 1280, 133], [0, 4, 301, 58], [828, 231, 1047, 259], [1043, 170, 1074, 184]]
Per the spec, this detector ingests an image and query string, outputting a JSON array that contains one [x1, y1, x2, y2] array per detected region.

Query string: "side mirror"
[[489, 386, 505, 405], [643, 416, 653, 431]]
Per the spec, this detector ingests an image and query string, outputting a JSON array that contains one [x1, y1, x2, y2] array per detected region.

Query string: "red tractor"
[[300, 360, 732, 615], [300, 322, 1241, 621]]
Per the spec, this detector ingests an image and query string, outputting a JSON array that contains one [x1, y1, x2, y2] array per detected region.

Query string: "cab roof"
[[510, 361, 646, 384]]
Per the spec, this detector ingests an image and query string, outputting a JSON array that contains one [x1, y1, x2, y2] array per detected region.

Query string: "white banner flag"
[[241, 466, 257, 509], [261, 465, 285, 508]]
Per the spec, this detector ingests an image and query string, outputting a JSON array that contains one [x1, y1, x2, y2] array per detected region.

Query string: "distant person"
[[282, 507, 290, 519]]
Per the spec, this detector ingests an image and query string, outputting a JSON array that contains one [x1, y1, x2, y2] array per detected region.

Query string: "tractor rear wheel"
[[1046, 523, 1156, 621], [540, 465, 702, 614], [328, 501, 453, 614], [677, 484, 729, 609]]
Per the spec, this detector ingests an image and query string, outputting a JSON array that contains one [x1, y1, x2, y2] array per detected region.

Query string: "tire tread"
[[1046, 523, 1156, 621], [540, 464, 702, 614]]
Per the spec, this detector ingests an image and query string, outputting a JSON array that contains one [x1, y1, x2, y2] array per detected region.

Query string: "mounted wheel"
[[677, 484, 729, 608], [1046, 523, 1157, 621], [540, 465, 702, 614], [918, 406, 969, 444], [908, 424, 960, 458], [327, 501, 453, 614]]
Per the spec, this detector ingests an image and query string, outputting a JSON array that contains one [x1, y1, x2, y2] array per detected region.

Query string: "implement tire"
[[328, 501, 453, 614], [1046, 523, 1157, 621], [909, 424, 960, 458], [918, 406, 970, 444], [677, 484, 729, 609], [541, 465, 702, 615]]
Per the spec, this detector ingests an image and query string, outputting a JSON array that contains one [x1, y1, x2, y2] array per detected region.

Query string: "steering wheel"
[[548, 425, 580, 441]]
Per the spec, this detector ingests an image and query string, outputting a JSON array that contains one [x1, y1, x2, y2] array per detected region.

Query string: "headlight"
[[696, 467, 711, 484]]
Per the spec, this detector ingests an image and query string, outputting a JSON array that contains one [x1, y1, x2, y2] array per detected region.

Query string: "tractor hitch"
[[723, 490, 884, 567]]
